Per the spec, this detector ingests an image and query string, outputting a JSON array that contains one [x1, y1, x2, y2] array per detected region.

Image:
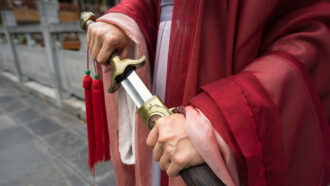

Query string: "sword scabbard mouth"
[[108, 55, 146, 93]]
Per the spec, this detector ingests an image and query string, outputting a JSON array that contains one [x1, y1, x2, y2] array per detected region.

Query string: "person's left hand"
[[146, 113, 204, 176]]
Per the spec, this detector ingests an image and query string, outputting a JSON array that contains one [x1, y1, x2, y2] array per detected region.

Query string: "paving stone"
[[0, 88, 24, 97], [23, 96, 48, 108], [64, 146, 113, 181], [0, 85, 17, 94], [1, 100, 28, 113], [18, 93, 34, 101], [26, 117, 64, 137], [0, 91, 11, 97], [40, 105, 61, 116], [96, 171, 116, 186], [11, 108, 42, 124], [0, 141, 49, 183], [0, 82, 9, 89], [70, 125, 88, 142], [50, 112, 84, 128], [0, 114, 17, 130], [0, 126, 34, 150], [53, 158, 89, 186], [1, 162, 67, 186], [44, 129, 85, 157], [18, 94, 60, 116], [0, 81, 94, 186], [93, 160, 114, 179], [19, 95, 51, 113], [0, 96, 17, 105]]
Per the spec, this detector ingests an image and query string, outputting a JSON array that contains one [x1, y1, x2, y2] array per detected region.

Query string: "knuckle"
[[173, 154, 186, 167], [156, 117, 167, 125], [158, 134, 169, 143], [104, 34, 114, 44], [164, 146, 174, 155], [95, 29, 103, 38]]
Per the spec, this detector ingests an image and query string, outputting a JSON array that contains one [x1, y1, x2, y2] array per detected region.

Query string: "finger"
[[97, 44, 114, 65], [166, 161, 183, 177], [159, 152, 171, 171], [167, 152, 189, 176], [146, 124, 159, 147], [119, 45, 130, 59], [153, 142, 163, 161], [91, 36, 102, 62], [155, 117, 171, 143], [86, 25, 93, 48], [88, 26, 96, 51]]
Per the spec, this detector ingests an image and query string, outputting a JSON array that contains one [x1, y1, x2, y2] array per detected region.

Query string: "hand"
[[146, 114, 204, 176], [87, 22, 131, 65]]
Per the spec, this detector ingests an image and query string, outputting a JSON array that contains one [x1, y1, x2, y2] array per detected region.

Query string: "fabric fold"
[[185, 106, 239, 186], [99, 12, 153, 186]]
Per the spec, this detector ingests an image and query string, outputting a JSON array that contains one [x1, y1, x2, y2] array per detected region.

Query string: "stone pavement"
[[0, 78, 116, 186]]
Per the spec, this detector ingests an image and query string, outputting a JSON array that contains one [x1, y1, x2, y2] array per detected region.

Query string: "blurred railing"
[[0, 16, 92, 106]]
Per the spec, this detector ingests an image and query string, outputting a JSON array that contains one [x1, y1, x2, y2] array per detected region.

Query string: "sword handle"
[[180, 164, 225, 186], [138, 96, 225, 186]]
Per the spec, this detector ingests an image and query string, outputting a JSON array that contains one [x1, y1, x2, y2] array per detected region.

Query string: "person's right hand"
[[87, 22, 131, 65]]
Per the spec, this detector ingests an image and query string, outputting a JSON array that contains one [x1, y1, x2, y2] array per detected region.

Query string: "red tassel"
[[92, 75, 111, 163], [83, 50, 110, 177], [82, 70, 96, 174]]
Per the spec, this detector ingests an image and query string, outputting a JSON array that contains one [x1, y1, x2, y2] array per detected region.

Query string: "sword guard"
[[137, 96, 172, 129], [108, 54, 146, 93]]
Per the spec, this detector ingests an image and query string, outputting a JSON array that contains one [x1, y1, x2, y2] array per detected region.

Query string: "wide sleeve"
[[189, 3, 330, 186]]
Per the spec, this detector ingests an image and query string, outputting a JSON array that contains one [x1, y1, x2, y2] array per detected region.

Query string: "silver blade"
[[120, 71, 153, 108]]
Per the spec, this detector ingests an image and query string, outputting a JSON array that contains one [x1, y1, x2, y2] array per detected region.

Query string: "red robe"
[[107, 0, 330, 185]]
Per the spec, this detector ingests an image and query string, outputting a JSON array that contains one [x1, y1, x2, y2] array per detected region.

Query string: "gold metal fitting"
[[108, 55, 146, 93], [138, 96, 172, 130], [80, 12, 96, 31]]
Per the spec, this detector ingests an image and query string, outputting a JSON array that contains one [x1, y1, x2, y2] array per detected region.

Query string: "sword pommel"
[[80, 12, 96, 31]]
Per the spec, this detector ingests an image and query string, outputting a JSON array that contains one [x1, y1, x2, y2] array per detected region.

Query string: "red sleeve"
[[190, 3, 330, 186], [105, 0, 160, 69]]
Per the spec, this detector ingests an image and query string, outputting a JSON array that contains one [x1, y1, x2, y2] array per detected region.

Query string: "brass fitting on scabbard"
[[138, 96, 172, 129]]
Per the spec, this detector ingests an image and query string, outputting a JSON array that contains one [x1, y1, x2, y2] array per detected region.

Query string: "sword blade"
[[120, 71, 153, 108]]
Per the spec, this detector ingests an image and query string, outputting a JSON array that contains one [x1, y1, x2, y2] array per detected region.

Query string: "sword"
[[81, 12, 225, 186]]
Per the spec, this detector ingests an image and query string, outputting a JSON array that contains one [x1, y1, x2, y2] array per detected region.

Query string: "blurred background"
[[0, 0, 119, 185]]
